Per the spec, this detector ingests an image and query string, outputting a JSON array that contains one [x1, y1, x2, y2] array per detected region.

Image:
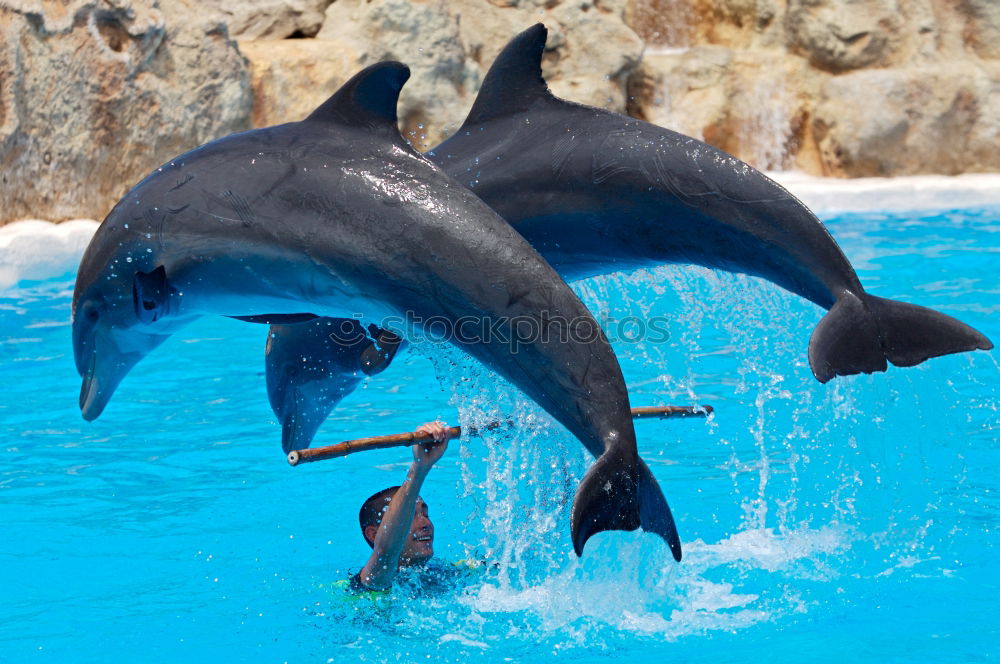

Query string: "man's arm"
[[357, 422, 449, 590]]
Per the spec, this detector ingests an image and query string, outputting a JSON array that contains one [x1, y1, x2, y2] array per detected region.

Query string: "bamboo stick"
[[287, 404, 712, 466], [630, 405, 713, 419]]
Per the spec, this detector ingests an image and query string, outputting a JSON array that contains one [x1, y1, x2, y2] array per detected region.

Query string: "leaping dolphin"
[[71, 61, 682, 559], [266, 318, 404, 452], [264, 23, 992, 452]]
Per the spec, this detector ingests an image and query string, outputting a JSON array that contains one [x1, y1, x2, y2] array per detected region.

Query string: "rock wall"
[[0, 0, 251, 225], [306, 0, 643, 148], [1, 0, 998, 225], [628, 0, 1000, 175]]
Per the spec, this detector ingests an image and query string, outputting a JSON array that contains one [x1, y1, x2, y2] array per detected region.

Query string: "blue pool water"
[[1, 205, 997, 662]]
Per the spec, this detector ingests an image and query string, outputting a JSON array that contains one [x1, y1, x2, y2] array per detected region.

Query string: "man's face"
[[399, 498, 434, 566]]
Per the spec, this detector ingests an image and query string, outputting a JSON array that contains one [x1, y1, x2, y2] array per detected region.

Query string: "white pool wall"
[[2, 173, 999, 291], [0, 219, 100, 291], [770, 172, 1000, 216]]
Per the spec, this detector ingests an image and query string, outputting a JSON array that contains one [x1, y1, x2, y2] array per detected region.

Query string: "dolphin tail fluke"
[[571, 452, 682, 560], [637, 459, 683, 562], [808, 291, 993, 383]]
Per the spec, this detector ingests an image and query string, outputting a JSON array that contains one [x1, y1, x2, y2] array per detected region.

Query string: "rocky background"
[[0, 0, 997, 225]]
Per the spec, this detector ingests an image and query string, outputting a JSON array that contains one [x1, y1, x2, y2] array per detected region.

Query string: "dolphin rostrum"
[[263, 23, 991, 452], [71, 61, 682, 559]]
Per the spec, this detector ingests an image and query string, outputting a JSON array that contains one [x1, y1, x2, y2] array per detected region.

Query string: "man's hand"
[[413, 421, 449, 468]]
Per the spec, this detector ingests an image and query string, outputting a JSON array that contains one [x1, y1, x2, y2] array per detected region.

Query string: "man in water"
[[351, 421, 450, 591]]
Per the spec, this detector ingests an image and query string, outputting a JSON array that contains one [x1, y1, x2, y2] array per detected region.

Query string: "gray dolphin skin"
[[266, 318, 404, 453], [266, 23, 992, 453], [71, 61, 682, 559]]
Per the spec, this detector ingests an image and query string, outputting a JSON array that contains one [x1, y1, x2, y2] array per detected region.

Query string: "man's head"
[[359, 486, 435, 566]]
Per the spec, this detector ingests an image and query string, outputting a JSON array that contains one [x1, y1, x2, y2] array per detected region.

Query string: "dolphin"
[[266, 318, 404, 453], [264, 23, 992, 452], [71, 61, 682, 559]]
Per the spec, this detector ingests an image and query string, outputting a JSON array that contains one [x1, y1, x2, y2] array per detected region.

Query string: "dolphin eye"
[[77, 300, 100, 323]]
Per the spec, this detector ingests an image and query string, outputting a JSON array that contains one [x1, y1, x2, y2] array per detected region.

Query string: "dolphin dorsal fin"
[[305, 61, 410, 142], [462, 24, 555, 126]]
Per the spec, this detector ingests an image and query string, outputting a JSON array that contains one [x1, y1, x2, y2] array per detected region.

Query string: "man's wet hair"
[[358, 486, 400, 548]]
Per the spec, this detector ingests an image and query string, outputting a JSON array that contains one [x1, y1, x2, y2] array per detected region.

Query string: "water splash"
[[397, 258, 997, 649]]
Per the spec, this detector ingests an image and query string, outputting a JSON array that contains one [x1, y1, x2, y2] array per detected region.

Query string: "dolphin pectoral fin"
[[808, 291, 993, 382], [637, 459, 683, 562], [570, 452, 641, 556]]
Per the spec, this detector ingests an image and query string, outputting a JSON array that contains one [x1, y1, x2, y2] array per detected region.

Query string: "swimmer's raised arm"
[[357, 422, 448, 590]]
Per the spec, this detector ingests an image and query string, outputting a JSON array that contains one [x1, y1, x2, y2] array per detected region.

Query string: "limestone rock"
[[633, 47, 822, 171], [199, 0, 332, 39], [0, 0, 252, 225], [632, 47, 734, 139], [315, 0, 643, 147], [965, 0, 1000, 59], [626, 0, 702, 47], [786, 0, 904, 72], [626, 0, 980, 63], [627, 0, 1000, 176], [626, 0, 786, 50], [700, 53, 819, 171], [812, 63, 1000, 176], [705, 0, 785, 48], [5, 0, 1000, 228], [239, 39, 357, 127]]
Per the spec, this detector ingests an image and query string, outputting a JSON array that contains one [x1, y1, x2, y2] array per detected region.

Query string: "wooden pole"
[[287, 404, 712, 466], [630, 405, 713, 419]]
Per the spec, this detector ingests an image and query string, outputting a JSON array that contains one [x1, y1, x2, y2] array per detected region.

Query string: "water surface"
[[1, 206, 997, 662]]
